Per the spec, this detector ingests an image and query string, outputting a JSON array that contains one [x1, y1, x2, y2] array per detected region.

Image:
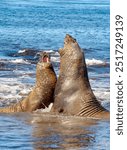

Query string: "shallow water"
[[0, 113, 109, 150], [0, 0, 110, 149]]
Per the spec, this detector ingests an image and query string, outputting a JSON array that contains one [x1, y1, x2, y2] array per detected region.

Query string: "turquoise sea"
[[0, 0, 110, 149]]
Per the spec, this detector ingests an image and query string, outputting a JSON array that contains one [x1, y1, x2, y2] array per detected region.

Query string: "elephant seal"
[[0, 52, 57, 113], [51, 34, 109, 119]]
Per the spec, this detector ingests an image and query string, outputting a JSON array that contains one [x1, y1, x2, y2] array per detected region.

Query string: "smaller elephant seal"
[[51, 34, 109, 119], [0, 52, 57, 113]]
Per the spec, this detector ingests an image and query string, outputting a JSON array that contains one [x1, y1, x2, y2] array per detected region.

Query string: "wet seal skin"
[[0, 52, 57, 113], [51, 34, 109, 119]]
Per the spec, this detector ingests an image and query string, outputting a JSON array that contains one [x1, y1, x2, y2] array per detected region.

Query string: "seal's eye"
[[73, 38, 76, 43]]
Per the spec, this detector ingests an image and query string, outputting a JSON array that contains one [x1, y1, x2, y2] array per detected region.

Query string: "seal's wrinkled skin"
[[0, 52, 57, 113], [51, 34, 109, 119]]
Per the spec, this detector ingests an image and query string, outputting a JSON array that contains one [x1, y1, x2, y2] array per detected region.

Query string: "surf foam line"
[[17, 49, 109, 66]]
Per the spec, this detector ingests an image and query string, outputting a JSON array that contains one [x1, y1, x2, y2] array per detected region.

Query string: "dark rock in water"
[[0, 62, 12, 71], [16, 49, 38, 57], [12, 49, 39, 59], [15, 49, 57, 57], [5, 48, 38, 61], [7, 49, 40, 63], [0, 62, 5, 68]]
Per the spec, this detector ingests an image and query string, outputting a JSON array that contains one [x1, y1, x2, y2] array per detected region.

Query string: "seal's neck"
[[60, 53, 89, 80], [35, 63, 52, 85]]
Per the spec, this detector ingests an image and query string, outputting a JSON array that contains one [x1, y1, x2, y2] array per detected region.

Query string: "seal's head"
[[36, 51, 56, 88], [37, 52, 52, 69], [59, 34, 82, 59], [36, 52, 55, 82], [58, 34, 86, 78]]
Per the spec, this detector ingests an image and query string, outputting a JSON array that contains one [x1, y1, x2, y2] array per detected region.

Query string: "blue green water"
[[0, 0, 109, 55], [0, 0, 110, 149]]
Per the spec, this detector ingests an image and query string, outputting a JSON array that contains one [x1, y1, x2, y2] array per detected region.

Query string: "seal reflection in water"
[[51, 34, 109, 119], [0, 52, 57, 113]]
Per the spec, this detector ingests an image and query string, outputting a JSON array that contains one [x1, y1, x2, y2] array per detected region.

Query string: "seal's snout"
[[38, 52, 52, 69], [40, 52, 50, 63], [42, 54, 50, 63], [64, 34, 76, 45]]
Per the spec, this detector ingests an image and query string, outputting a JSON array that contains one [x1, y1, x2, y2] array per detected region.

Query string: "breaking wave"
[[9, 59, 30, 64], [86, 58, 109, 66], [5, 49, 109, 67]]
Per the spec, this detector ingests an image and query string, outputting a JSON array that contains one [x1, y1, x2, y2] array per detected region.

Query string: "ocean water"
[[0, 0, 110, 150]]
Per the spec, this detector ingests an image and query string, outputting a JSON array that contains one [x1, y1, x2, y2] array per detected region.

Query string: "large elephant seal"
[[51, 34, 109, 119], [0, 52, 57, 113]]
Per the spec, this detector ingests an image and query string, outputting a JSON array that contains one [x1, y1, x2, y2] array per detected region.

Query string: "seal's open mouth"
[[40, 52, 50, 63], [42, 55, 50, 62]]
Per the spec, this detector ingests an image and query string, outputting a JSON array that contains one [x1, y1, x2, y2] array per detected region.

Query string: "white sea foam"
[[35, 103, 53, 113], [51, 56, 60, 62], [9, 59, 30, 64], [50, 53, 109, 66], [51, 51, 59, 56], [18, 49, 26, 53], [0, 76, 109, 107], [0, 77, 32, 106], [89, 77, 110, 105], [44, 50, 55, 53], [94, 89, 110, 110], [86, 58, 108, 66], [94, 90, 110, 102]]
